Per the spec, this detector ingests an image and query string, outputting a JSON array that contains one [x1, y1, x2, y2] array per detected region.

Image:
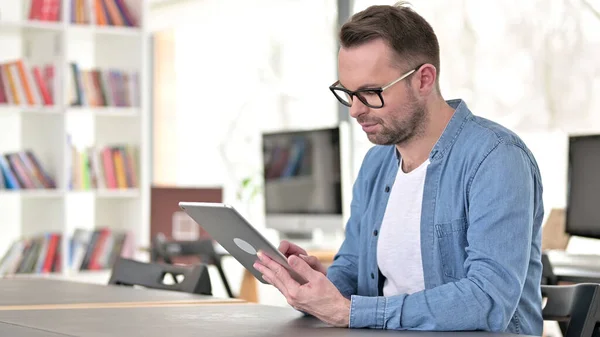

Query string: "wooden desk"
[[0, 303, 534, 337], [239, 250, 336, 303], [0, 278, 243, 310]]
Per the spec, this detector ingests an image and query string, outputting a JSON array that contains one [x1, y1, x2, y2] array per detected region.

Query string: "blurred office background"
[[1, 0, 600, 313]]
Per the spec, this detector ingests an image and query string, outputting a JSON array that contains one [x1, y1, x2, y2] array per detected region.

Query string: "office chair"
[[542, 252, 559, 285], [542, 251, 568, 336], [151, 234, 234, 298], [108, 257, 212, 295], [542, 283, 600, 337]]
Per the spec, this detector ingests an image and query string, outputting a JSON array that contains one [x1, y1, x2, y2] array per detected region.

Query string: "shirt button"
[[371, 273, 375, 279], [384, 186, 390, 193], [373, 229, 378, 236]]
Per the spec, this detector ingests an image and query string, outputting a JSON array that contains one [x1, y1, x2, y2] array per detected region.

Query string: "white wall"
[[151, 0, 338, 222], [150, 0, 338, 306]]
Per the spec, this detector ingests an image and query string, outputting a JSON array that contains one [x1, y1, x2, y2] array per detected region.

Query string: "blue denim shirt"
[[327, 99, 544, 335]]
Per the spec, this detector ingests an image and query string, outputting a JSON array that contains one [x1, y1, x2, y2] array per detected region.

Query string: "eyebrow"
[[338, 81, 382, 91]]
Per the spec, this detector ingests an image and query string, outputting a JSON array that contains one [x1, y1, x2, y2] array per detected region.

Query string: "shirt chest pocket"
[[435, 218, 468, 280]]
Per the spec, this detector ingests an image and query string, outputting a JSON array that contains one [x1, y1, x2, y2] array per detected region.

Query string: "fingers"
[[299, 254, 327, 275], [299, 254, 318, 266], [288, 255, 322, 283], [254, 251, 299, 297], [278, 240, 291, 256], [254, 259, 288, 297], [279, 240, 308, 257]]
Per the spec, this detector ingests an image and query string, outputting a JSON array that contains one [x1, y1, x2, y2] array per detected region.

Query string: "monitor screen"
[[262, 127, 342, 216], [566, 135, 600, 239]]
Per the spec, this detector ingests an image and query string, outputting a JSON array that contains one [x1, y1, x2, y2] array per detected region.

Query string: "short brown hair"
[[339, 1, 440, 78]]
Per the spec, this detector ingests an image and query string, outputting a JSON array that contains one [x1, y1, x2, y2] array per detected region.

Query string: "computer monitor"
[[261, 126, 348, 241], [565, 134, 600, 239]]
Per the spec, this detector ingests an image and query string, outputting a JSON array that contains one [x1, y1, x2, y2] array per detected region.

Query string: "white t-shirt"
[[377, 158, 430, 296]]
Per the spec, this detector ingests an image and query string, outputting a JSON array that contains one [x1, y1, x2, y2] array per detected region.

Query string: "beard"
[[360, 94, 427, 146]]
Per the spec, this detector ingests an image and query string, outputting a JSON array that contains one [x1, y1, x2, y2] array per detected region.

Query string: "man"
[[253, 2, 544, 334]]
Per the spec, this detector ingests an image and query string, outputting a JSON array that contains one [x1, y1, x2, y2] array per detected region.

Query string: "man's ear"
[[415, 64, 437, 95]]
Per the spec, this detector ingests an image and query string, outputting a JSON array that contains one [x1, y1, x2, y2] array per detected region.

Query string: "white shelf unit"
[[0, 0, 150, 276]]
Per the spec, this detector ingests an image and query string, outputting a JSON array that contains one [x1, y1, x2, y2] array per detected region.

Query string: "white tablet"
[[178, 202, 308, 285]]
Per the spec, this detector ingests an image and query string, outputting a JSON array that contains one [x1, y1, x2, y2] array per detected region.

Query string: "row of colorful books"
[[0, 151, 56, 190], [0, 143, 138, 191], [0, 59, 140, 109], [69, 141, 139, 190], [28, 0, 61, 22], [0, 60, 55, 107], [68, 63, 140, 108], [71, 0, 138, 27], [0, 228, 135, 276], [29, 0, 139, 27]]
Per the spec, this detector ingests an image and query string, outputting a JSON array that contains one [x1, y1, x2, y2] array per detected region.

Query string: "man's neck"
[[396, 98, 455, 173]]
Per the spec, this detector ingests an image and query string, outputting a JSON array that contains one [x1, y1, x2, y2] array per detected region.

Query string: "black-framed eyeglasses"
[[329, 64, 424, 109]]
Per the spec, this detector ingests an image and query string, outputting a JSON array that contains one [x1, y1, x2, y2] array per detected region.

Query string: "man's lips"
[[360, 123, 378, 133]]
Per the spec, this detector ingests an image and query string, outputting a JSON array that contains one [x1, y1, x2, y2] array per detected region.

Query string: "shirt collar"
[[429, 99, 472, 161]]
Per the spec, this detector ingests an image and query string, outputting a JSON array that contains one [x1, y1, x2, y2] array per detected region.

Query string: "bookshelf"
[[0, 0, 150, 277]]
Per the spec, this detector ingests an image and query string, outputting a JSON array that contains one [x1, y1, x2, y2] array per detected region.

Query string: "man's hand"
[[278, 240, 308, 257], [278, 240, 327, 275], [254, 251, 350, 327]]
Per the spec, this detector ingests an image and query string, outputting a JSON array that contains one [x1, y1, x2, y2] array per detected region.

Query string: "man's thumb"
[[289, 255, 316, 280], [299, 254, 317, 266]]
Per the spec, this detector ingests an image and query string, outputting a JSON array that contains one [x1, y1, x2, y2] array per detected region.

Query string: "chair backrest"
[[542, 283, 600, 337], [542, 252, 558, 285], [151, 233, 174, 264], [108, 257, 212, 295], [150, 235, 234, 298]]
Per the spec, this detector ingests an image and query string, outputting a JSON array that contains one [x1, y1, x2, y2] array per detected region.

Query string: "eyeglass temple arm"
[[381, 69, 416, 91]]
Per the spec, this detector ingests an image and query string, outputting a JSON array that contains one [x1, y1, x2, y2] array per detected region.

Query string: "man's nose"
[[349, 96, 369, 119]]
